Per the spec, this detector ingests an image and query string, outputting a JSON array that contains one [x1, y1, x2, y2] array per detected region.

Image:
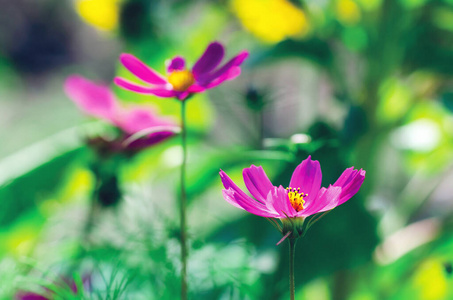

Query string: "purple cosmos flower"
[[64, 75, 179, 150], [114, 41, 249, 100], [219, 156, 365, 239]]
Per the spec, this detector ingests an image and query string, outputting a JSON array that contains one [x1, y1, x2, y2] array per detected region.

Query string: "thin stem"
[[180, 100, 188, 300], [289, 238, 297, 300]]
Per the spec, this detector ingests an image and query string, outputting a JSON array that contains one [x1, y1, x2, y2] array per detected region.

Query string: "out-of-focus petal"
[[64, 75, 117, 121], [204, 67, 241, 89], [186, 84, 206, 93], [200, 51, 248, 83], [119, 54, 168, 85], [114, 107, 175, 134], [125, 131, 176, 149], [192, 42, 225, 77], [289, 155, 322, 203], [114, 77, 176, 97], [265, 186, 298, 218], [299, 186, 341, 216], [166, 56, 186, 72], [243, 165, 275, 203], [15, 292, 48, 300], [334, 168, 366, 205], [177, 91, 190, 100]]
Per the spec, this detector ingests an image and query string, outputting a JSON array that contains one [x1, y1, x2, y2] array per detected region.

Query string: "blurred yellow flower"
[[336, 0, 361, 26], [412, 259, 448, 300], [231, 0, 310, 43], [75, 0, 120, 31]]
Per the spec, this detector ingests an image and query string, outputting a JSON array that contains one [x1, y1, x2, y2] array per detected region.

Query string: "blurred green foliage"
[[2, 0, 453, 299]]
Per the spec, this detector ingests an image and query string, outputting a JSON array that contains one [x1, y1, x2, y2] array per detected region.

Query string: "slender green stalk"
[[180, 100, 188, 300], [289, 238, 297, 300]]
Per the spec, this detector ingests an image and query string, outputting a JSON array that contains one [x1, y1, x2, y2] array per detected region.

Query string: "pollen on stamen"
[[167, 70, 195, 92], [286, 186, 307, 212]]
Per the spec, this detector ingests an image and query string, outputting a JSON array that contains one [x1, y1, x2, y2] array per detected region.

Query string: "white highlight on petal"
[[390, 119, 441, 152]]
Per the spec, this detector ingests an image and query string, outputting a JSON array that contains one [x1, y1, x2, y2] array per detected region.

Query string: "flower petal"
[[220, 170, 277, 217], [265, 186, 298, 218], [125, 131, 176, 149], [222, 189, 278, 217], [204, 67, 241, 89], [289, 156, 322, 204], [64, 75, 117, 121], [334, 168, 366, 205], [200, 50, 248, 83], [299, 186, 341, 216], [114, 107, 176, 134], [15, 291, 49, 300], [166, 56, 186, 72], [242, 165, 275, 203], [119, 53, 168, 85], [176, 91, 190, 100], [114, 77, 176, 97], [187, 84, 206, 93], [192, 42, 225, 77]]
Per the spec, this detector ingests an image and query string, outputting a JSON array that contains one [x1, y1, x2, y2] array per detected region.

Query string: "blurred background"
[[2, 0, 453, 299]]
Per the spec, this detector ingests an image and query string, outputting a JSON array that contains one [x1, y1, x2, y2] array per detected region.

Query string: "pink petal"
[[114, 107, 176, 134], [222, 189, 278, 218], [334, 168, 366, 205], [242, 165, 275, 203], [220, 170, 277, 217], [204, 66, 241, 89], [265, 186, 298, 218], [200, 50, 248, 83], [192, 42, 225, 77], [177, 91, 190, 100], [186, 84, 206, 93], [166, 56, 186, 72], [289, 156, 322, 204], [114, 77, 176, 97], [124, 131, 176, 149], [64, 75, 117, 121], [119, 53, 168, 85], [299, 186, 341, 217], [16, 292, 49, 300]]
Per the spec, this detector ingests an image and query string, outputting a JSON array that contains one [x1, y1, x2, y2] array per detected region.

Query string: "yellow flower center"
[[286, 187, 307, 212], [167, 70, 195, 92]]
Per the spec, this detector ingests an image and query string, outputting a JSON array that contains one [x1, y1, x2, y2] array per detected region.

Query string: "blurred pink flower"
[[219, 156, 365, 219], [64, 75, 178, 149], [114, 41, 249, 100], [16, 275, 91, 300]]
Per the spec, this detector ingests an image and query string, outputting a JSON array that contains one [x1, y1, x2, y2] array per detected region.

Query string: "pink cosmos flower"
[[114, 41, 249, 100], [64, 75, 178, 149], [220, 156, 365, 223]]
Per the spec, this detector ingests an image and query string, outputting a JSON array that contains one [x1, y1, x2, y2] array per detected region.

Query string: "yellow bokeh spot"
[[377, 79, 413, 123], [231, 0, 310, 44], [76, 0, 120, 31], [59, 168, 94, 203], [412, 259, 448, 300], [6, 227, 37, 256], [336, 0, 361, 26]]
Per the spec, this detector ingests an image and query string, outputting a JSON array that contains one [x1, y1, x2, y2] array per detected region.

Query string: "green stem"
[[180, 100, 188, 300], [289, 238, 297, 300]]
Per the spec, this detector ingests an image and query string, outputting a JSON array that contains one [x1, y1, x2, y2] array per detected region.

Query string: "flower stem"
[[180, 100, 188, 300], [289, 238, 297, 300]]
